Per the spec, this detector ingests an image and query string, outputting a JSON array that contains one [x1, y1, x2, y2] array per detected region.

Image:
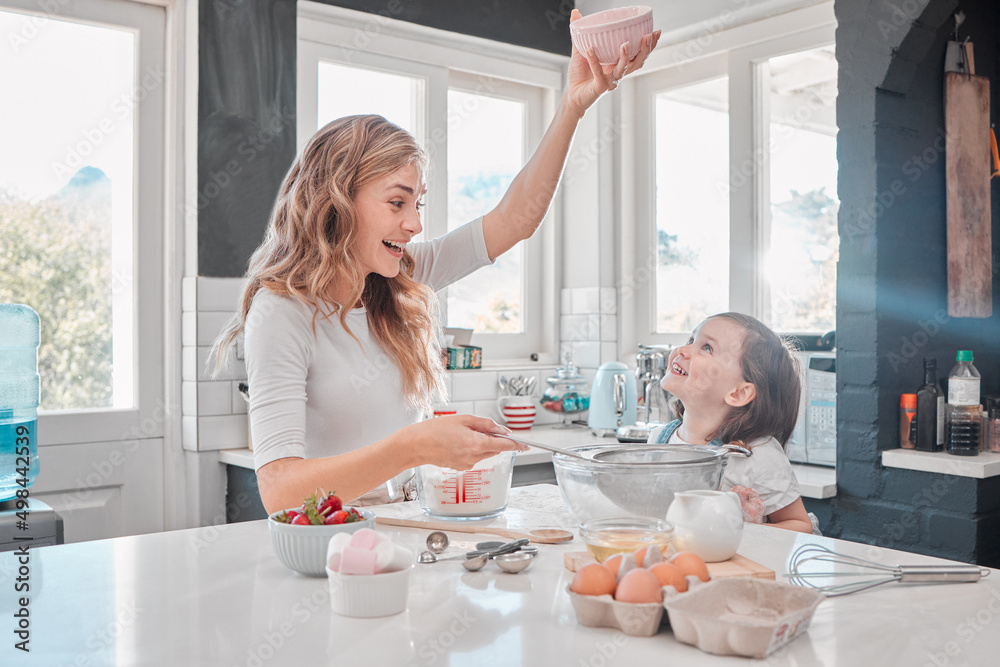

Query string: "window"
[[0, 0, 165, 444], [627, 7, 837, 347], [653, 77, 730, 333], [765, 46, 838, 332], [297, 3, 561, 360]]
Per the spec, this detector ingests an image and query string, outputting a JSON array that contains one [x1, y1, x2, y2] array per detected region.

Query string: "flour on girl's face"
[[659, 317, 750, 410]]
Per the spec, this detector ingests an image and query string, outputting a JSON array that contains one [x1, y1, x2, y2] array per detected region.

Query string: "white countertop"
[[220, 424, 838, 498], [3, 484, 996, 665]]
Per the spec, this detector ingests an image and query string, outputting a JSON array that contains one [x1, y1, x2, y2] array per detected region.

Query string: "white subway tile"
[[473, 399, 502, 422], [600, 287, 617, 314], [182, 381, 198, 416], [600, 315, 617, 342], [451, 370, 498, 401], [571, 287, 600, 315], [197, 381, 232, 416], [601, 342, 619, 364], [198, 311, 235, 347], [197, 277, 245, 312], [182, 346, 197, 382], [196, 414, 249, 451], [182, 312, 197, 348], [571, 341, 601, 369], [447, 401, 476, 416], [560, 288, 572, 315], [197, 346, 246, 382], [182, 415, 198, 451], [182, 276, 197, 312], [231, 382, 248, 414], [561, 314, 598, 342]]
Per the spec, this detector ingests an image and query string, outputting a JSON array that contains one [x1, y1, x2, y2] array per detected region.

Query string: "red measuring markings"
[[435, 470, 493, 504], [438, 475, 460, 504]]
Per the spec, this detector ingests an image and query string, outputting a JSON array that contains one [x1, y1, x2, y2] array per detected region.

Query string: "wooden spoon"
[[375, 517, 574, 544]]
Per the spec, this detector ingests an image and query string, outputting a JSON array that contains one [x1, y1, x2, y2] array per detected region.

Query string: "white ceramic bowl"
[[570, 5, 653, 65], [267, 507, 375, 577], [326, 558, 414, 618]]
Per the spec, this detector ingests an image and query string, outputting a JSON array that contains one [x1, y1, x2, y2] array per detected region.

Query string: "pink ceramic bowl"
[[570, 5, 654, 65]]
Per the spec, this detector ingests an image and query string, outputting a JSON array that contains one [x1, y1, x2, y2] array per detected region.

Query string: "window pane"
[[766, 45, 838, 332], [317, 62, 418, 134], [446, 91, 524, 333], [0, 10, 135, 411], [654, 78, 730, 333]]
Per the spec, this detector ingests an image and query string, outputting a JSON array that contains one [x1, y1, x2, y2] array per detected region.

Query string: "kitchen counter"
[[2, 485, 996, 665], [219, 424, 838, 498]]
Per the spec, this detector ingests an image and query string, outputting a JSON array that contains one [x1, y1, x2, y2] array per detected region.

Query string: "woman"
[[214, 11, 661, 513]]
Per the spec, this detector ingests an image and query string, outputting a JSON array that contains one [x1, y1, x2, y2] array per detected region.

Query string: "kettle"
[[587, 362, 637, 436]]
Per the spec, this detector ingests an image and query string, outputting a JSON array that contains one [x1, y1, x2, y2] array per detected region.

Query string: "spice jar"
[[899, 394, 916, 449], [988, 397, 1000, 454]]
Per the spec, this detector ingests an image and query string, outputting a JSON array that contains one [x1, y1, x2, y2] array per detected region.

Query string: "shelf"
[[881, 448, 1000, 479]]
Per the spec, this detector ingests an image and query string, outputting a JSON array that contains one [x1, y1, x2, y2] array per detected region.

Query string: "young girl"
[[648, 312, 814, 533]]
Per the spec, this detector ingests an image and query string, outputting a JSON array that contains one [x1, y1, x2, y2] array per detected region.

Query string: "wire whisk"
[[787, 544, 990, 597]]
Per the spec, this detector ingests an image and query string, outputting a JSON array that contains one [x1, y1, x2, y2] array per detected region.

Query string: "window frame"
[[621, 3, 836, 351], [2, 0, 167, 447], [297, 1, 565, 363]]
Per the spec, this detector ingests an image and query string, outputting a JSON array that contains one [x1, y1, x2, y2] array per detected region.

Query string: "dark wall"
[[314, 0, 573, 56], [197, 0, 572, 277], [198, 0, 297, 277], [830, 0, 1000, 566]]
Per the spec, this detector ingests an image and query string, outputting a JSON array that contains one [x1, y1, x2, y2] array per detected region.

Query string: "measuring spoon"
[[376, 517, 573, 544]]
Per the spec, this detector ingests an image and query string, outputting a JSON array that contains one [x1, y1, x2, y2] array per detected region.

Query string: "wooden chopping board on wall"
[[945, 70, 992, 318]]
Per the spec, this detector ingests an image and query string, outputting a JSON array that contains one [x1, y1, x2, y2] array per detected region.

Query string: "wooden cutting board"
[[563, 551, 775, 580], [945, 70, 992, 318]]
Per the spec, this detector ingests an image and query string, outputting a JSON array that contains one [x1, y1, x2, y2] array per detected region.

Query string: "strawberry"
[[318, 493, 343, 516], [329, 510, 349, 525], [291, 514, 311, 525]]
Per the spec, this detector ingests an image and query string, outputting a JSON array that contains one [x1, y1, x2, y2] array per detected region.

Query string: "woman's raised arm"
[[481, 9, 660, 261]]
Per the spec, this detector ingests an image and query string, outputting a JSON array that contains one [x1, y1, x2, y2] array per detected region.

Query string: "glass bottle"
[[0, 304, 41, 502], [988, 398, 1000, 454], [946, 350, 981, 457], [915, 357, 944, 452]]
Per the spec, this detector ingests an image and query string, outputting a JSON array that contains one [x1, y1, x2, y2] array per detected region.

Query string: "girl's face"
[[660, 317, 756, 409], [352, 162, 425, 278]]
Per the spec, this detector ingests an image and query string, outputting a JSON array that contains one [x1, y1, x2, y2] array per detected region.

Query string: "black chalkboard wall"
[[197, 0, 573, 277]]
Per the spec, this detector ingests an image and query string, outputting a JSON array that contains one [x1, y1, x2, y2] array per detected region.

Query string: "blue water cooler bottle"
[[0, 304, 40, 502]]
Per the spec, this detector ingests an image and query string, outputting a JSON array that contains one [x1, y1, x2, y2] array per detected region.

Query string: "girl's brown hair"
[[212, 115, 445, 412], [676, 312, 801, 448]]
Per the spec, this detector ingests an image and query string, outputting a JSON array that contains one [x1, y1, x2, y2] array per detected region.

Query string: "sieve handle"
[[898, 565, 990, 583], [721, 444, 752, 458]]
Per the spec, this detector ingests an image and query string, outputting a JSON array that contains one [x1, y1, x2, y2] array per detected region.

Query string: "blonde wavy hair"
[[212, 115, 445, 412]]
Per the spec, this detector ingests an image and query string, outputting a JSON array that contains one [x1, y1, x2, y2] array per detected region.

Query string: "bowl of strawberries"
[[268, 490, 374, 576]]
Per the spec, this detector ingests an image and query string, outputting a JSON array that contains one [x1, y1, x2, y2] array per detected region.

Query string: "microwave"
[[786, 351, 836, 467]]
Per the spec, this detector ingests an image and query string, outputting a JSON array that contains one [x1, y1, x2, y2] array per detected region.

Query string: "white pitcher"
[[665, 490, 743, 562]]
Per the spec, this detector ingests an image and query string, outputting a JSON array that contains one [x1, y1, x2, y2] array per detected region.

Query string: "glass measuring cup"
[[415, 451, 515, 520]]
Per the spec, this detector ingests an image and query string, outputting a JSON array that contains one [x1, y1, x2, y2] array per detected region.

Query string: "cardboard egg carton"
[[663, 578, 825, 658], [566, 575, 705, 637]]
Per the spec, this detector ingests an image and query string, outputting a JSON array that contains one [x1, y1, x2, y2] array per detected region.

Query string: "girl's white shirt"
[[646, 424, 802, 515], [244, 218, 493, 504]]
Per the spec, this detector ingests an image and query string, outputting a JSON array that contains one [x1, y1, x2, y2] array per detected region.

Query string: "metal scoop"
[[418, 538, 529, 564]]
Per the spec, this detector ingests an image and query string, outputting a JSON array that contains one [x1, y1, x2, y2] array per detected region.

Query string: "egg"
[[669, 551, 710, 582], [570, 563, 617, 596], [614, 568, 664, 604], [603, 553, 623, 579], [648, 562, 688, 592]]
